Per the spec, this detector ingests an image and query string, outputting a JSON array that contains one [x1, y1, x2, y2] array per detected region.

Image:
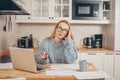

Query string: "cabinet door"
[[53, 0, 71, 20], [114, 0, 120, 78], [114, 54, 120, 79], [103, 53, 114, 78], [16, 0, 71, 22], [80, 53, 89, 61], [115, 0, 120, 50], [102, 0, 110, 20], [32, 0, 50, 19], [80, 53, 104, 70]]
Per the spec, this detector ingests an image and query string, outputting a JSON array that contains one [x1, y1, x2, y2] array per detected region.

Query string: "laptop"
[[10, 47, 46, 73]]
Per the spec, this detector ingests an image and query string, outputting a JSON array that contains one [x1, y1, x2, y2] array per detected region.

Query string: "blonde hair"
[[48, 20, 74, 40]]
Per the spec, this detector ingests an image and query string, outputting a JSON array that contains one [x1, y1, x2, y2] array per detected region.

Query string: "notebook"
[[10, 47, 45, 73]]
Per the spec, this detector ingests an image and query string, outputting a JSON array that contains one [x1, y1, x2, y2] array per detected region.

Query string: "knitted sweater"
[[36, 38, 78, 64]]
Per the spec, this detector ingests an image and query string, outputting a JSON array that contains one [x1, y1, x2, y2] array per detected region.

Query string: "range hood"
[[0, 0, 30, 15]]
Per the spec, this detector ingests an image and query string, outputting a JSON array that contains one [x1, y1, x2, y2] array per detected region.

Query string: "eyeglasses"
[[56, 26, 68, 34]]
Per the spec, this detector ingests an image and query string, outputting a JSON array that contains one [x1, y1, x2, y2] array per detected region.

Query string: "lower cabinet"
[[79, 53, 114, 79], [80, 53, 104, 70], [114, 54, 120, 79], [103, 53, 114, 80]]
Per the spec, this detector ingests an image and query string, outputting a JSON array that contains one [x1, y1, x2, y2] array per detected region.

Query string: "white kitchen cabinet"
[[114, 0, 120, 79], [102, 0, 110, 20], [32, 0, 50, 19], [15, 0, 111, 24], [53, 0, 72, 20], [103, 53, 114, 78], [32, 0, 71, 20], [114, 54, 120, 79], [80, 53, 104, 70], [80, 52, 114, 79], [16, 0, 71, 22], [114, 0, 120, 50]]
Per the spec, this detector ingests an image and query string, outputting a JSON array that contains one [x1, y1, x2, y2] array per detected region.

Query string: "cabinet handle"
[[28, 17, 30, 19], [52, 17, 54, 19], [105, 53, 113, 55], [115, 50, 120, 52], [116, 53, 120, 55], [88, 53, 96, 55], [49, 17, 51, 19]]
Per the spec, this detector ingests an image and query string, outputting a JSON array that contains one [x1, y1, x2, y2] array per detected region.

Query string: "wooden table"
[[0, 64, 104, 80]]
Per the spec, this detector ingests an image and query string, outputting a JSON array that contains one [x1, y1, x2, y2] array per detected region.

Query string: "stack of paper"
[[46, 70, 75, 76], [0, 62, 13, 69], [73, 71, 111, 79], [49, 64, 79, 70], [46, 64, 79, 76], [46, 64, 111, 79]]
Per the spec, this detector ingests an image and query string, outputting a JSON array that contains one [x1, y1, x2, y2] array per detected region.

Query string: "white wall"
[[0, 15, 8, 51], [0, 16, 107, 50], [0, 16, 19, 50], [17, 23, 104, 45]]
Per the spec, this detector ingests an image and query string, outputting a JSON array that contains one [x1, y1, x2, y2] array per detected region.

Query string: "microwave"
[[72, 0, 102, 20]]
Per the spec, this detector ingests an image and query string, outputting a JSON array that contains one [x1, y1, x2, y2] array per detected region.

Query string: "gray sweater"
[[36, 38, 78, 64]]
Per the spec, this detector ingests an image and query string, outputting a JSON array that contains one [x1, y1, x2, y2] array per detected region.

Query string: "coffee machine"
[[94, 34, 103, 48], [17, 34, 33, 48], [83, 34, 103, 48]]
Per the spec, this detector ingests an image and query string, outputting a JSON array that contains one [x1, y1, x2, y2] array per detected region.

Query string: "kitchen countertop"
[[0, 46, 114, 58], [77, 46, 114, 54], [0, 50, 10, 58], [0, 47, 38, 58]]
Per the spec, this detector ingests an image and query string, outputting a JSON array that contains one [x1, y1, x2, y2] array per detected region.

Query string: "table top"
[[0, 63, 104, 80]]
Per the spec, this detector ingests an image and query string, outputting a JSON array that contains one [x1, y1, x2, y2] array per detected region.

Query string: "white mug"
[[79, 60, 88, 72]]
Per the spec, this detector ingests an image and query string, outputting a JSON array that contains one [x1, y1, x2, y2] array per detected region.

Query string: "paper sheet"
[[49, 64, 79, 70], [46, 69, 75, 76], [73, 71, 111, 79], [46, 64, 78, 76], [0, 62, 13, 69]]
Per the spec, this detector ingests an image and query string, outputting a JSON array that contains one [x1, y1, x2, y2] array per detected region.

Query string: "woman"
[[36, 20, 78, 64]]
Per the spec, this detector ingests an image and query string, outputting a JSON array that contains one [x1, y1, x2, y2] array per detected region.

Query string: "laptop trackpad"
[[37, 66, 44, 71]]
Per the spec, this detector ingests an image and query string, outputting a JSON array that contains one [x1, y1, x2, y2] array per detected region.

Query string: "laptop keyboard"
[[36, 64, 50, 71], [36, 66, 44, 71]]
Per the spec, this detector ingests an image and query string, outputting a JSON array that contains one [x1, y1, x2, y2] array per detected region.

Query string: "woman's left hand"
[[68, 30, 71, 38], [64, 30, 71, 40]]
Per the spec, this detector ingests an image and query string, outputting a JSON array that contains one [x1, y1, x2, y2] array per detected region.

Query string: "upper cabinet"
[[32, 0, 71, 20], [16, 0, 71, 23], [16, 0, 111, 24], [102, 0, 110, 20]]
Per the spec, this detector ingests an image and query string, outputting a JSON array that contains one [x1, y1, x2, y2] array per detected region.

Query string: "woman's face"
[[55, 22, 69, 39]]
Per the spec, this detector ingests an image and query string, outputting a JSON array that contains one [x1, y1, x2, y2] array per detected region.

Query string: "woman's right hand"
[[41, 52, 48, 59]]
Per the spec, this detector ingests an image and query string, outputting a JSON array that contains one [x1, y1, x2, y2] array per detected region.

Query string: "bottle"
[[17, 38, 21, 48], [28, 34, 33, 48]]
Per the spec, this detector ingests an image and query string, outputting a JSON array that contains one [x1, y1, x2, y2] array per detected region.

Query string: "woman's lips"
[[58, 33, 62, 36]]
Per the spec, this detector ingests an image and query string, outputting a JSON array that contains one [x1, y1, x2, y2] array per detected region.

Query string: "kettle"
[[83, 37, 94, 48]]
